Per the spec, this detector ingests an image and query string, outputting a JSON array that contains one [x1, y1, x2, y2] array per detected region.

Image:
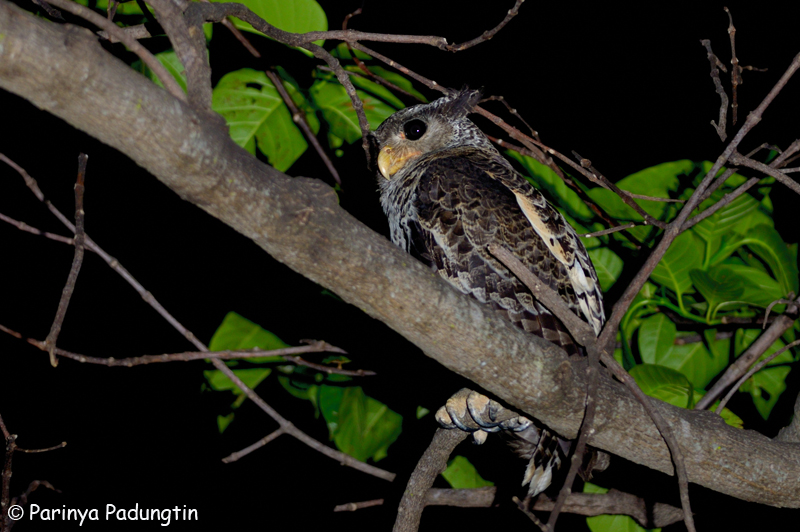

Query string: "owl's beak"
[[378, 145, 419, 180]]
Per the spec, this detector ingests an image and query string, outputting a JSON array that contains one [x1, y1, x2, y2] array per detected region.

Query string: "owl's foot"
[[434, 388, 533, 445]]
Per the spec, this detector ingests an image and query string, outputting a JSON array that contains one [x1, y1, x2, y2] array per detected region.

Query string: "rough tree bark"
[[1, 0, 799, 508]]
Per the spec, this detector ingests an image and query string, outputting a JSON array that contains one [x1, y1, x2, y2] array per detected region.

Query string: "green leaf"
[[212, 69, 316, 171], [588, 247, 624, 292], [441, 455, 494, 489], [698, 329, 731, 389], [217, 413, 235, 433], [203, 312, 288, 399], [651, 231, 703, 301], [277, 375, 318, 401], [310, 80, 396, 144], [319, 386, 402, 462], [740, 225, 799, 297], [722, 264, 783, 309], [637, 313, 676, 365], [203, 367, 272, 392], [344, 67, 405, 109], [209, 311, 289, 353], [691, 188, 759, 265], [629, 364, 693, 408], [585, 483, 659, 532], [662, 340, 723, 391], [212, 0, 327, 47], [689, 268, 744, 320], [331, 42, 373, 61], [75, 0, 143, 15], [135, 50, 188, 93], [507, 152, 594, 221]]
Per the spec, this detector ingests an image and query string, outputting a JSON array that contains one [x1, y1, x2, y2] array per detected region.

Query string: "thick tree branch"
[[2, 1, 800, 508]]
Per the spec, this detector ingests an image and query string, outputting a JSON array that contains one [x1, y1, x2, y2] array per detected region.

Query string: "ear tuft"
[[442, 87, 482, 117]]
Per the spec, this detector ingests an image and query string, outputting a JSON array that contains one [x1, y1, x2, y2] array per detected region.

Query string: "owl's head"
[[373, 89, 494, 180]]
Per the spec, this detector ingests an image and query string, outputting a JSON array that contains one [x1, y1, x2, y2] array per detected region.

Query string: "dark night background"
[[2, 1, 799, 530]]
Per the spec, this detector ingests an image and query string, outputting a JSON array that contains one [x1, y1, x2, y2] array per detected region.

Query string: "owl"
[[374, 89, 605, 497]]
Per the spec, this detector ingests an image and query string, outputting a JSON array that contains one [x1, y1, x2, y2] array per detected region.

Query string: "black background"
[[2, 1, 799, 530]]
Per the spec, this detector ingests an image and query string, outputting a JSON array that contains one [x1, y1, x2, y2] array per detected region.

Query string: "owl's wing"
[[411, 146, 604, 355]]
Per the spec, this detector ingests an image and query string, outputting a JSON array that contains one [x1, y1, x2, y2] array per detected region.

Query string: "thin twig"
[[700, 39, 728, 141], [696, 295, 800, 410], [581, 223, 636, 238], [725, 7, 742, 125], [0, 212, 75, 245], [482, 95, 538, 137], [43, 0, 186, 101], [198, 0, 261, 58], [333, 498, 385, 512], [694, 167, 738, 206], [222, 427, 286, 463], [5, 328, 371, 374], [486, 136, 642, 247], [6, 157, 395, 483], [31, 0, 63, 18], [446, 0, 524, 51], [771, 138, 800, 168], [573, 152, 669, 229], [265, 69, 340, 184], [716, 340, 800, 414], [682, 176, 759, 231], [729, 151, 800, 196], [43, 154, 88, 367], [602, 46, 800, 359]]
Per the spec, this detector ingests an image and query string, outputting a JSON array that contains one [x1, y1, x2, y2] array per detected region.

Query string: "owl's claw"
[[435, 388, 533, 444]]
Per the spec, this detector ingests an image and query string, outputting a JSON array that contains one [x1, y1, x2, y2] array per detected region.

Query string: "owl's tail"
[[508, 426, 563, 497]]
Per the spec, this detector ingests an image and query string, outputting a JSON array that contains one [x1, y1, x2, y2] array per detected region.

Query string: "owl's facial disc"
[[377, 118, 430, 179]]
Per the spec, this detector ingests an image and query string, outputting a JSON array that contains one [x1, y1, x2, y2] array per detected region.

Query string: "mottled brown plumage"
[[374, 89, 605, 496]]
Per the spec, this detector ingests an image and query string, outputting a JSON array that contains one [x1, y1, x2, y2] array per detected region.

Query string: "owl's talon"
[[435, 388, 533, 437]]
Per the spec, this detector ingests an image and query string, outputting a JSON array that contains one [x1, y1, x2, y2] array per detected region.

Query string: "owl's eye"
[[403, 119, 427, 141]]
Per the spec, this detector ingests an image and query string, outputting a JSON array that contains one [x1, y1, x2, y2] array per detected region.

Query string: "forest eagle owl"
[[374, 89, 605, 496]]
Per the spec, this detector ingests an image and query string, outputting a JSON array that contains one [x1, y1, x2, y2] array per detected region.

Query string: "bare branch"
[[2, 152, 395, 483], [5, 5, 800, 508], [581, 223, 636, 238], [423, 487, 496, 508], [772, 138, 800, 168], [534, 490, 685, 528], [222, 427, 286, 463], [393, 429, 468, 532], [43, 154, 88, 367], [729, 151, 800, 196], [446, 0, 524, 52], [0, 211, 75, 245], [716, 340, 800, 414], [725, 7, 742, 125], [700, 39, 728, 140], [696, 295, 800, 410], [334, 498, 385, 512], [44, 0, 185, 101]]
